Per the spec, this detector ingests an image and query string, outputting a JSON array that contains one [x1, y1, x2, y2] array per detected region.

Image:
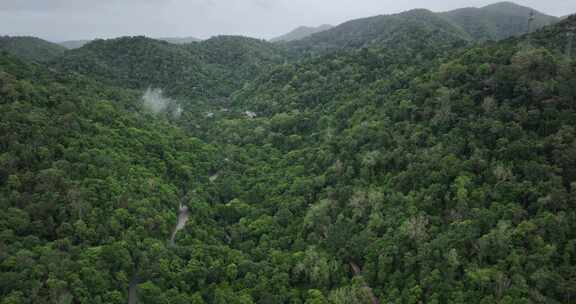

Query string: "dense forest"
[[0, 36, 67, 62], [439, 2, 559, 41], [1, 2, 575, 304], [279, 2, 558, 56]]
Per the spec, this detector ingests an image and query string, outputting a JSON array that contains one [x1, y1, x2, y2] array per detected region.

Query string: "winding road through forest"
[[128, 204, 190, 304], [350, 262, 381, 304], [170, 204, 190, 246]]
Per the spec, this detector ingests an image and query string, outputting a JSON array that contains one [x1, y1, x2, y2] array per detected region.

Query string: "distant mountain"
[[0, 36, 66, 62], [440, 2, 560, 41], [59, 40, 91, 49], [283, 2, 559, 56], [271, 24, 333, 42], [286, 9, 472, 56], [156, 37, 201, 44]]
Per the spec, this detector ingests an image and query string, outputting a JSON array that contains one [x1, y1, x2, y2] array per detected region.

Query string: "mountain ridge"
[[285, 8, 473, 55], [58, 37, 203, 49], [440, 1, 559, 41], [284, 2, 559, 56], [0, 36, 67, 62]]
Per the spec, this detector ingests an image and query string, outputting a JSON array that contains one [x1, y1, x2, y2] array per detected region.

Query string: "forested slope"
[[52, 36, 285, 100], [0, 7, 575, 304], [441, 2, 559, 41], [50, 36, 215, 99], [224, 16, 576, 303], [0, 52, 221, 303], [0, 36, 67, 62], [285, 9, 472, 56], [285, 2, 559, 57]]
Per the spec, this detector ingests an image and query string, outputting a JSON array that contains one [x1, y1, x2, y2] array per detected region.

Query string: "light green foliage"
[[1, 12, 576, 304]]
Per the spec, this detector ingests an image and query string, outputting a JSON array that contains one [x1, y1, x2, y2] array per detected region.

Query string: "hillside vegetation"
[[286, 9, 472, 56], [59, 37, 202, 50], [441, 2, 559, 41], [51, 36, 285, 100], [1, 4, 575, 304], [285, 2, 559, 56], [0, 36, 67, 62]]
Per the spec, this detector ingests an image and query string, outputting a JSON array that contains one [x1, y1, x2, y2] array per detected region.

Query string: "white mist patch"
[[142, 88, 182, 118], [142, 88, 170, 113]]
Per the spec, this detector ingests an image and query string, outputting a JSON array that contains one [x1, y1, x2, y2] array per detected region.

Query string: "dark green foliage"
[[51, 36, 212, 98], [284, 2, 560, 58], [286, 9, 472, 56], [0, 36, 67, 62], [1, 6, 576, 304], [441, 2, 560, 41], [59, 37, 202, 50], [52, 36, 285, 100], [225, 16, 576, 303], [193, 36, 287, 93], [0, 53, 219, 303]]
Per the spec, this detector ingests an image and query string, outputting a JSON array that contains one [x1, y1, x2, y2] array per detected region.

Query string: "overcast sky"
[[0, 0, 574, 42]]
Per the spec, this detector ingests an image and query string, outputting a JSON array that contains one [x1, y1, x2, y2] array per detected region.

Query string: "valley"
[[0, 2, 575, 304]]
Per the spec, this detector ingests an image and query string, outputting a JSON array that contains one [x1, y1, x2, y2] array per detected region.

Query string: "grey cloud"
[[252, 0, 278, 9], [0, 0, 574, 41], [0, 0, 166, 11]]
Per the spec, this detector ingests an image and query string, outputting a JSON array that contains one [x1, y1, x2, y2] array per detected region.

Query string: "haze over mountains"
[[1, 2, 576, 304], [270, 25, 334, 43], [58, 40, 91, 50]]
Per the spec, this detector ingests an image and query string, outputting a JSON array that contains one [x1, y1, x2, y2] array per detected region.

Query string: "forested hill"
[[1, 4, 576, 304], [51, 36, 212, 97], [51, 35, 285, 100], [0, 51, 221, 303], [223, 15, 576, 303], [59, 37, 202, 50], [441, 1, 560, 41], [285, 9, 472, 56], [192, 35, 286, 86], [527, 14, 576, 50], [0, 36, 67, 62], [284, 2, 559, 56]]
